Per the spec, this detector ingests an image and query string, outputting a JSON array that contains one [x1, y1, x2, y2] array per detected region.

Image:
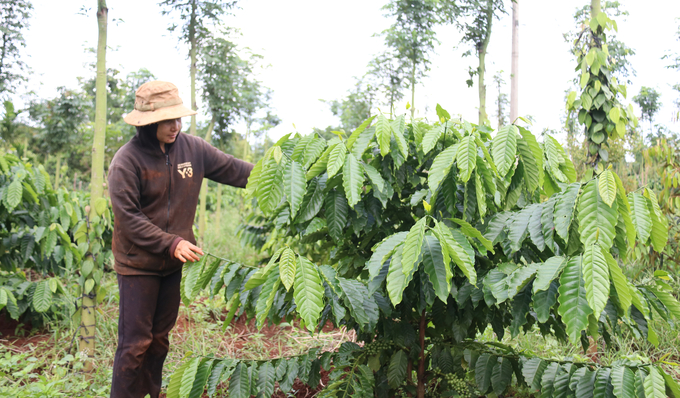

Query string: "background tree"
[[493, 70, 509, 129], [451, 0, 506, 125], [663, 18, 680, 71], [29, 88, 90, 188], [674, 84, 680, 121], [0, 100, 33, 149], [632, 86, 662, 139], [196, 33, 277, 244], [240, 83, 278, 154], [159, 0, 238, 136], [378, 0, 439, 118], [0, 0, 32, 94], [365, 51, 408, 116], [317, 78, 376, 138], [81, 67, 157, 170]]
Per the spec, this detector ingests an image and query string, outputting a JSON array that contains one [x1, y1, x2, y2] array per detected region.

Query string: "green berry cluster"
[[443, 374, 471, 398], [364, 340, 392, 355], [431, 337, 444, 344]]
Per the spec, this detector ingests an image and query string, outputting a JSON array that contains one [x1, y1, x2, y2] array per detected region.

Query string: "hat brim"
[[123, 104, 198, 126]]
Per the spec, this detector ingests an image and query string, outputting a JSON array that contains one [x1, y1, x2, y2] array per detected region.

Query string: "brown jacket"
[[108, 128, 253, 276]]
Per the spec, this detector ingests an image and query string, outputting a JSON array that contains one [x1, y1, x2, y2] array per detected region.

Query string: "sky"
[[16, 0, 680, 143]]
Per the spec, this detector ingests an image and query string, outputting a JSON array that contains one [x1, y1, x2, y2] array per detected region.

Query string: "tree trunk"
[[478, 49, 488, 126], [390, 89, 395, 118], [198, 116, 216, 246], [90, 0, 108, 213], [497, 88, 503, 130], [417, 310, 426, 398], [189, 1, 197, 136], [215, 184, 222, 232], [410, 52, 416, 119], [478, 0, 493, 126], [244, 121, 252, 162], [54, 153, 61, 188], [590, 0, 601, 18], [81, 0, 108, 371], [510, 0, 519, 123]]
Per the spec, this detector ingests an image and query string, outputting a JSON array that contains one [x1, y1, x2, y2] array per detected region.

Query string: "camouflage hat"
[[123, 81, 197, 126]]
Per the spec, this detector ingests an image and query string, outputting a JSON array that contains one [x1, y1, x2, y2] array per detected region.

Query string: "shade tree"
[[159, 0, 238, 136], [376, 0, 440, 118], [0, 0, 32, 94], [196, 33, 278, 243], [632, 86, 662, 140], [365, 51, 409, 117], [446, 0, 506, 126], [28, 87, 90, 188]]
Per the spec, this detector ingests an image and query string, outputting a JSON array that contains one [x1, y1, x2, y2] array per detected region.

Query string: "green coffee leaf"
[[342, 154, 364, 209], [578, 179, 617, 248], [32, 280, 52, 313], [558, 256, 593, 344], [643, 366, 666, 398], [492, 125, 518, 177], [325, 190, 348, 242], [367, 232, 408, 281], [387, 350, 408, 389], [610, 365, 635, 398], [278, 248, 297, 291], [427, 145, 458, 194], [284, 160, 306, 218], [229, 362, 250, 398], [294, 257, 324, 331], [421, 235, 451, 302], [598, 170, 617, 207], [456, 136, 477, 183], [375, 114, 392, 157], [327, 144, 347, 178], [401, 217, 428, 276], [583, 242, 610, 321], [630, 193, 652, 244]]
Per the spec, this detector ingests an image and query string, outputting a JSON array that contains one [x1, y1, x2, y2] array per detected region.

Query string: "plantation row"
[[0, 152, 112, 325]]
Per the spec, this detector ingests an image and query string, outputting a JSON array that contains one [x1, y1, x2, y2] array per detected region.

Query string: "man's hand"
[[174, 240, 204, 263]]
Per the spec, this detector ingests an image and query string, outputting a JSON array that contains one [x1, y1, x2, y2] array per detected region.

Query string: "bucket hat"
[[123, 81, 197, 126]]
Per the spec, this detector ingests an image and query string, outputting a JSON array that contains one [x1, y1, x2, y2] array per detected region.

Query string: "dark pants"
[[111, 270, 182, 398]]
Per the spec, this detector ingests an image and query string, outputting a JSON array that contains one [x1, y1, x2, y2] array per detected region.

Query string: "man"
[[108, 81, 253, 398]]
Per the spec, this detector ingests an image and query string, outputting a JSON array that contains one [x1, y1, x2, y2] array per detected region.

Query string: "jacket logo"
[[177, 162, 193, 179]]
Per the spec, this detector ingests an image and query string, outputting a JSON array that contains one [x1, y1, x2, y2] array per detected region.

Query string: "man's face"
[[157, 118, 182, 144]]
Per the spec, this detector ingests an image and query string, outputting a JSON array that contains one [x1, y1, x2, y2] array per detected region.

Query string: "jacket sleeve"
[[202, 140, 254, 188], [108, 161, 179, 256]]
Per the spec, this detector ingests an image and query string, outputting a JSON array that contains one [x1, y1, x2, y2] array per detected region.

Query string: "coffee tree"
[[0, 151, 112, 326], [171, 108, 679, 398]]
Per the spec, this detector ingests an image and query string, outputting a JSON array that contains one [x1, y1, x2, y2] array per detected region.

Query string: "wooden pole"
[[510, 0, 519, 122]]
